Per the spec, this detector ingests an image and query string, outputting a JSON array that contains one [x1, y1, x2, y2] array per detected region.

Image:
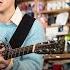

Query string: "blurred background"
[[17, 0, 70, 70]]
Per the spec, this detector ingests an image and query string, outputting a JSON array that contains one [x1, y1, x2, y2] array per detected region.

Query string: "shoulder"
[[32, 18, 44, 31]]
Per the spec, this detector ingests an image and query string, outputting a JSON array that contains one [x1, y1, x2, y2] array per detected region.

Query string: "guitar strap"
[[9, 14, 35, 49]]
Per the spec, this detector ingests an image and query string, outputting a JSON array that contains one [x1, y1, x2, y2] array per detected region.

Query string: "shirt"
[[0, 7, 45, 70]]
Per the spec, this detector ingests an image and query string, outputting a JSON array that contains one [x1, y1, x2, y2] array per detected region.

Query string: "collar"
[[10, 7, 26, 26]]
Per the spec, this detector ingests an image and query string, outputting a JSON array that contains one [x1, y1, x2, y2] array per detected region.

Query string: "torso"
[[0, 23, 17, 43]]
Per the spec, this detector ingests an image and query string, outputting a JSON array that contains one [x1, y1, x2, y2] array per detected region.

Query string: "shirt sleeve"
[[13, 19, 46, 70]]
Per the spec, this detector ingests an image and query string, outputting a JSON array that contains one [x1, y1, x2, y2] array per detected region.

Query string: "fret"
[[32, 45, 35, 52], [11, 49, 17, 58], [34, 44, 42, 53], [18, 48, 24, 56], [9, 48, 14, 59], [7, 49, 11, 59], [18, 48, 21, 56], [23, 45, 33, 54], [19, 48, 24, 56], [15, 48, 20, 57], [29, 45, 33, 53], [24, 47, 30, 54], [21, 47, 25, 55]]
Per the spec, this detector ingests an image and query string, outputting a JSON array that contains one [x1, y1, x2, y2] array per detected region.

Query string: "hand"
[[0, 47, 11, 70]]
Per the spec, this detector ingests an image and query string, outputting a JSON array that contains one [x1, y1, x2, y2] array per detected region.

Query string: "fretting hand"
[[0, 45, 11, 70]]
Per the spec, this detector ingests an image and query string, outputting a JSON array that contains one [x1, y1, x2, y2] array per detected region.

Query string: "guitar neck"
[[3, 45, 33, 60], [2, 40, 65, 60], [2, 42, 50, 60]]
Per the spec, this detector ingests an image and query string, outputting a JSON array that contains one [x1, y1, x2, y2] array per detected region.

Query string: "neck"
[[0, 6, 15, 23]]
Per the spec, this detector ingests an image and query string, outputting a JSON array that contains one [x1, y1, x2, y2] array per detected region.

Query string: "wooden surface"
[[44, 53, 70, 60], [39, 8, 70, 14], [43, 53, 70, 70]]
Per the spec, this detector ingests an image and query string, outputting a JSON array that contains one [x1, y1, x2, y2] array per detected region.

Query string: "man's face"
[[0, 0, 15, 12]]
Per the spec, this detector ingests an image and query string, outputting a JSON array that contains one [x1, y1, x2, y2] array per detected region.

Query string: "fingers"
[[0, 47, 5, 51], [0, 55, 5, 62], [0, 56, 10, 68], [0, 42, 5, 49], [0, 47, 5, 55]]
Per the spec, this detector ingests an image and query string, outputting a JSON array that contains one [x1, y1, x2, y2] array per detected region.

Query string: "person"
[[0, 0, 45, 70]]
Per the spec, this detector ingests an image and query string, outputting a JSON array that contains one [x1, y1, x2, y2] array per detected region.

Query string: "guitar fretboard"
[[1, 40, 65, 60], [3, 45, 33, 60]]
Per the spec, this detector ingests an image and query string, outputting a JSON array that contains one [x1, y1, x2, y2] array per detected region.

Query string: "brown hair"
[[15, 0, 22, 8]]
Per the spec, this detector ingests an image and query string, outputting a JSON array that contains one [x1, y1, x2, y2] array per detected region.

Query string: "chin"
[[0, 7, 6, 13]]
